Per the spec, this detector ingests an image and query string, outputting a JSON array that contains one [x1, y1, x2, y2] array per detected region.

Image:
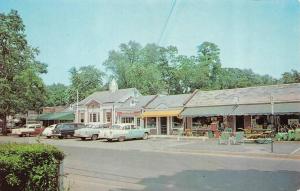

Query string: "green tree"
[[0, 10, 47, 134], [67, 65, 104, 103], [45, 83, 69, 106], [197, 42, 222, 89], [281, 70, 300, 83]]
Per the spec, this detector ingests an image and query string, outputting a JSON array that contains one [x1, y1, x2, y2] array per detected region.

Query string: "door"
[[236, 116, 244, 131], [160, 117, 167, 135]]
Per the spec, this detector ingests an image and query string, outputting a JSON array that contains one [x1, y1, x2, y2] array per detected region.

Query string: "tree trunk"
[[0, 114, 7, 136]]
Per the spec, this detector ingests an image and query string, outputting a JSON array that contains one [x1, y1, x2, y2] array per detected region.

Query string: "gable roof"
[[78, 88, 140, 106], [117, 95, 157, 110], [146, 94, 192, 109], [185, 83, 300, 107]]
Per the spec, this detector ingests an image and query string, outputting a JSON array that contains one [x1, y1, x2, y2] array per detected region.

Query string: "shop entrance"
[[160, 117, 167, 135], [236, 116, 244, 131]]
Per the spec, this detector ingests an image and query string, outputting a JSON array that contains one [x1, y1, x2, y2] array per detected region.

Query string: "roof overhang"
[[141, 109, 182, 118]]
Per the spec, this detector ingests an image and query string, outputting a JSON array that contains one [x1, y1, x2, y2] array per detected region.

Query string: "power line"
[[157, 0, 177, 45]]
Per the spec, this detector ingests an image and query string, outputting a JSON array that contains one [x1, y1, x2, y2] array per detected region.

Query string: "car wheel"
[[19, 134, 23, 137], [46, 136, 51, 139], [143, 133, 149, 140], [59, 136, 64, 139], [107, 139, 112, 142], [91, 134, 98, 141], [118, 136, 125, 142], [81, 137, 86, 141]]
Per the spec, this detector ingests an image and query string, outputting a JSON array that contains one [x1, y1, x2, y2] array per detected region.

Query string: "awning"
[[181, 102, 300, 117], [36, 112, 75, 121], [274, 102, 300, 114], [141, 109, 182, 118], [181, 106, 235, 117], [232, 104, 272, 115]]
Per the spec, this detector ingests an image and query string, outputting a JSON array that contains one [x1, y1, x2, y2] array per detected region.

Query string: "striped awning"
[[141, 109, 182, 118]]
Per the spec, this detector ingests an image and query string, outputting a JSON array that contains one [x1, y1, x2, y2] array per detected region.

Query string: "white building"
[[75, 80, 141, 125]]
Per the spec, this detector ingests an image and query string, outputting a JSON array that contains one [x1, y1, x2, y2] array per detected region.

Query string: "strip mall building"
[[75, 82, 300, 135]]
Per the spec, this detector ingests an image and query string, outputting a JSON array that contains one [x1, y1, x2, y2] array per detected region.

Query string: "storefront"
[[142, 109, 183, 135]]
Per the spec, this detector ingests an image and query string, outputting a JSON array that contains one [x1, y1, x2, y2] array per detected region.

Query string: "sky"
[[1, 0, 300, 85]]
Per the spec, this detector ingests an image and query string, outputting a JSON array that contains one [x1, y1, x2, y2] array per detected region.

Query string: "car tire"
[[46, 136, 51, 139], [118, 136, 125, 142], [59, 136, 64, 139], [81, 137, 86, 141], [91, 134, 98, 141], [19, 134, 23, 137], [143, 133, 149, 140], [107, 139, 112, 142]]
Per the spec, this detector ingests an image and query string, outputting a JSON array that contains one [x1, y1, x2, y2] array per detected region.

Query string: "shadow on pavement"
[[111, 169, 300, 191]]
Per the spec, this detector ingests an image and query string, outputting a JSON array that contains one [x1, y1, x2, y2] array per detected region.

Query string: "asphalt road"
[[1, 136, 300, 191]]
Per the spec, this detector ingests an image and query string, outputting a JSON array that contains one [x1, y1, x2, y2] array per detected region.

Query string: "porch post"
[[156, 117, 159, 135], [167, 116, 170, 135]]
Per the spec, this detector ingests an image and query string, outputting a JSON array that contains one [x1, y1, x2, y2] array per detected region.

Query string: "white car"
[[11, 124, 43, 137], [104, 123, 150, 142], [74, 123, 110, 141], [41, 124, 57, 138]]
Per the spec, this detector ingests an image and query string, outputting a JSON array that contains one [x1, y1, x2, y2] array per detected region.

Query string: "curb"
[[157, 148, 300, 160]]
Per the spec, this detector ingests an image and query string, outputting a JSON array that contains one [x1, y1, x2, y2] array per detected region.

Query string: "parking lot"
[[1, 136, 300, 191]]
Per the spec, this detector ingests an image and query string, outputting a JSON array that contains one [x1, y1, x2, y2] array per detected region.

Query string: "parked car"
[[104, 123, 150, 142], [11, 124, 43, 137], [52, 123, 86, 139], [41, 124, 57, 138], [74, 123, 110, 140]]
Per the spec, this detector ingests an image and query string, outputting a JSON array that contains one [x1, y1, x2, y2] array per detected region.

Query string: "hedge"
[[0, 143, 64, 191]]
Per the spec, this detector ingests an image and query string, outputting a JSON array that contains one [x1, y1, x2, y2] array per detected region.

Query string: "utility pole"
[[76, 90, 79, 123]]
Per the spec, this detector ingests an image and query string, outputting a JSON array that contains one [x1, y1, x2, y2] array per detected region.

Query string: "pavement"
[[1, 136, 300, 191]]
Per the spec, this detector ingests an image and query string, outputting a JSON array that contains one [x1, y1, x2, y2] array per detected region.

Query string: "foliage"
[[0, 143, 64, 191], [45, 83, 69, 107], [0, 10, 47, 133], [67, 65, 104, 103], [281, 70, 300, 84]]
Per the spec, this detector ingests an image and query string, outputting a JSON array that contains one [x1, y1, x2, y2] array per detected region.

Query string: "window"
[[124, 125, 130, 130], [172, 117, 182, 129], [121, 117, 134, 124], [89, 113, 99, 122], [106, 112, 111, 123], [147, 117, 156, 129], [80, 113, 85, 123], [137, 118, 141, 127]]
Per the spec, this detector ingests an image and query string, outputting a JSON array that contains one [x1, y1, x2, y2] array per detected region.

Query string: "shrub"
[[0, 143, 64, 191]]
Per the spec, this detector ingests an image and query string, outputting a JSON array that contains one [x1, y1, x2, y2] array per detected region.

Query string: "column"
[[167, 116, 170, 135], [84, 107, 88, 124], [156, 117, 159, 135]]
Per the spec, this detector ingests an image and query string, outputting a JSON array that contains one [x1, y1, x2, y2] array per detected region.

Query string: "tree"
[[45, 83, 69, 106], [0, 10, 47, 134], [281, 70, 300, 84], [197, 42, 222, 89], [67, 65, 104, 103]]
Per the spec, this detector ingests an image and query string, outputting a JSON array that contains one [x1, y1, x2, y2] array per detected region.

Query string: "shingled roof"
[[78, 88, 140, 106], [118, 95, 157, 110], [185, 83, 300, 107], [146, 94, 192, 109]]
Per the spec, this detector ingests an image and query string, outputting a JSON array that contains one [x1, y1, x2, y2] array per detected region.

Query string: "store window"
[[147, 117, 156, 128], [121, 117, 134, 123], [172, 117, 182, 129], [137, 117, 141, 127], [106, 112, 111, 123]]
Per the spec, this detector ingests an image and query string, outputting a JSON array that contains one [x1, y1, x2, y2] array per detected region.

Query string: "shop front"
[[142, 109, 183, 135], [116, 111, 142, 127]]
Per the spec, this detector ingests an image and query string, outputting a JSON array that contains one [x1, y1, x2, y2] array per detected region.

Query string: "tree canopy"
[[0, 10, 47, 134]]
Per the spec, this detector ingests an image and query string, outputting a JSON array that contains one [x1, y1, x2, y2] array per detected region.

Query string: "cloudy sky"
[[1, 0, 300, 84]]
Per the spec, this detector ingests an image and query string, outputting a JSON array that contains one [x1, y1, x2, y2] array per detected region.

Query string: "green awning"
[[274, 102, 300, 114], [181, 102, 300, 117], [181, 106, 236, 117], [37, 112, 74, 121], [232, 104, 272, 115]]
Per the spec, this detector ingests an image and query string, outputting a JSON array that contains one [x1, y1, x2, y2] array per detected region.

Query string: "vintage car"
[[104, 123, 150, 142], [74, 123, 110, 140], [11, 124, 43, 137], [52, 123, 86, 139], [41, 124, 57, 138]]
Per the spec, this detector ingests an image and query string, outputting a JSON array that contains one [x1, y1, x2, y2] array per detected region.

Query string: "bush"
[[0, 143, 64, 191]]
